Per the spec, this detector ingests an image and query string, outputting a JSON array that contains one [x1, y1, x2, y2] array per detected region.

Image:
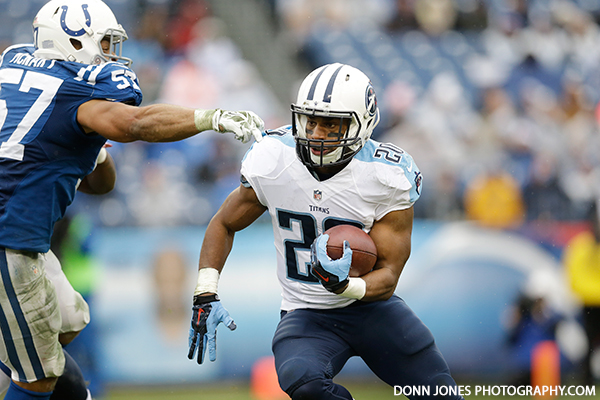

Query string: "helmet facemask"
[[291, 63, 380, 169], [96, 28, 130, 65], [292, 107, 362, 168]]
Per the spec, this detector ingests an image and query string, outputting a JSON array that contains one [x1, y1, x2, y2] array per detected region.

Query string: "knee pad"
[[425, 373, 463, 400], [291, 379, 353, 400], [277, 358, 314, 395], [291, 380, 325, 400], [51, 350, 88, 400]]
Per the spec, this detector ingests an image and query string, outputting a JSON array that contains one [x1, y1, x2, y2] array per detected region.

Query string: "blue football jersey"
[[0, 44, 142, 252]]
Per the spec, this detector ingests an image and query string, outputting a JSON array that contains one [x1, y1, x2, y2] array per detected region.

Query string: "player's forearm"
[[360, 266, 402, 301], [128, 104, 200, 143], [193, 219, 235, 297], [198, 218, 235, 274]]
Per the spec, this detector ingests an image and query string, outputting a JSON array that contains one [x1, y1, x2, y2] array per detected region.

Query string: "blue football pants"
[[272, 295, 463, 400]]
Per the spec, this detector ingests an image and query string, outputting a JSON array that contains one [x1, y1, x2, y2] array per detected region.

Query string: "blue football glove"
[[310, 234, 353, 293], [188, 294, 236, 364]]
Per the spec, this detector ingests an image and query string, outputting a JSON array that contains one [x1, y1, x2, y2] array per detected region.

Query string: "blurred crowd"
[[1, 0, 600, 228], [275, 0, 600, 228]]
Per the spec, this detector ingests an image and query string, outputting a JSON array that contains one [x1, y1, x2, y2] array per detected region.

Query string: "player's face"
[[101, 38, 110, 54], [305, 116, 350, 156], [101, 38, 118, 61]]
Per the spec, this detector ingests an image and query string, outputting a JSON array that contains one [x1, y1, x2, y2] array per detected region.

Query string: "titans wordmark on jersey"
[[241, 126, 421, 311], [0, 44, 142, 253]]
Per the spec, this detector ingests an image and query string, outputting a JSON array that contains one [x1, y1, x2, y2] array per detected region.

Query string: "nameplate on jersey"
[[9, 53, 53, 69]]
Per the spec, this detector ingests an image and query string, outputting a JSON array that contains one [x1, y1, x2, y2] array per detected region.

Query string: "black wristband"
[[326, 279, 349, 293], [193, 294, 219, 305]]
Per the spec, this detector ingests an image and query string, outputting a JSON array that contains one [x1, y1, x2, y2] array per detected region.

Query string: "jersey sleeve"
[[354, 140, 423, 221], [83, 62, 143, 106], [375, 151, 422, 220], [240, 127, 295, 207]]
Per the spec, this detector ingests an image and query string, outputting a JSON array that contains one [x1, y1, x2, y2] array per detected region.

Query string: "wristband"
[[193, 294, 219, 305], [339, 277, 366, 300], [194, 109, 220, 132], [193, 267, 220, 296], [96, 147, 108, 165]]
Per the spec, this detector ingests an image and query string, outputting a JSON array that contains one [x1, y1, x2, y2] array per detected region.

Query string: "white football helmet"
[[292, 63, 380, 168], [32, 0, 131, 66]]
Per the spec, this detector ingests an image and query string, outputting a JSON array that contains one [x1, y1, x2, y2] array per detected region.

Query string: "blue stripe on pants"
[[0, 249, 45, 381]]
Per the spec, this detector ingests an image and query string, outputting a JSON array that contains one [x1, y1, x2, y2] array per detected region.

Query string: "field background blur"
[[3, 0, 600, 398]]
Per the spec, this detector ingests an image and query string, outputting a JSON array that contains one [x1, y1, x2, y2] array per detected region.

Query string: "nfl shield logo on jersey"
[[313, 190, 322, 201]]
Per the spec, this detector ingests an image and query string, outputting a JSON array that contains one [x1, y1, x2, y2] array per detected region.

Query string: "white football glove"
[[194, 109, 264, 143]]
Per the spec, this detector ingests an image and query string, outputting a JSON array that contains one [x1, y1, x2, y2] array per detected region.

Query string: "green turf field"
[[105, 381, 600, 400], [105, 381, 393, 399]]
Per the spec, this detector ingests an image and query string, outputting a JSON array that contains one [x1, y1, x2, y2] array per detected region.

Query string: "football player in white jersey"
[[188, 63, 464, 399], [0, 0, 263, 399]]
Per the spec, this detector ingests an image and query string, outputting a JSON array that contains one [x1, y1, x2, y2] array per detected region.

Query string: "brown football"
[[324, 224, 377, 277]]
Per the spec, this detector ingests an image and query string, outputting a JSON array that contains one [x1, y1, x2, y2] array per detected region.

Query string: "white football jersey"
[[241, 126, 422, 311]]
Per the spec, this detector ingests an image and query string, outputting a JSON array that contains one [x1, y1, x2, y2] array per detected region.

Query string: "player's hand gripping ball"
[[310, 224, 378, 293], [324, 224, 377, 277]]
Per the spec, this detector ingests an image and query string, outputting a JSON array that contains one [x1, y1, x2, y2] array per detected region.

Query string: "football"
[[324, 224, 378, 277]]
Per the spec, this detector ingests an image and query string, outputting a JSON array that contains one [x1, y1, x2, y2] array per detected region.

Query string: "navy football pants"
[[272, 295, 463, 400]]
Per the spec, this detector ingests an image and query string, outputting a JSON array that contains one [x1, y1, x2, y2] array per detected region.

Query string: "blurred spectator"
[[553, 1, 600, 77], [414, 0, 457, 36], [275, 0, 394, 44], [564, 200, 600, 384], [522, 153, 574, 221], [385, 0, 420, 32], [463, 170, 525, 229], [2, 0, 597, 226], [453, 0, 488, 31], [126, 5, 170, 104], [152, 247, 190, 343], [126, 161, 200, 226], [158, 57, 220, 109], [51, 213, 105, 398], [480, 11, 526, 72], [519, 4, 569, 72], [164, 0, 211, 55], [504, 290, 563, 386]]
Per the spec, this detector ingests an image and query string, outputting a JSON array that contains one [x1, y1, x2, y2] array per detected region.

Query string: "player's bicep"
[[215, 184, 267, 233], [369, 207, 414, 278], [77, 99, 137, 142]]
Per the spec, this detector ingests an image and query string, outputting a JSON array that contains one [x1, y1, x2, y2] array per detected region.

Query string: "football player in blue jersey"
[[0, 0, 264, 399], [188, 63, 464, 399]]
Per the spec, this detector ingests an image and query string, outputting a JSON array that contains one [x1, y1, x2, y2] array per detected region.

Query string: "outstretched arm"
[[188, 183, 267, 364], [77, 100, 264, 143]]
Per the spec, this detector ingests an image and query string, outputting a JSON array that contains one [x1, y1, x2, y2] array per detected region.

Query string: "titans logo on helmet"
[[414, 171, 422, 195], [365, 83, 377, 117]]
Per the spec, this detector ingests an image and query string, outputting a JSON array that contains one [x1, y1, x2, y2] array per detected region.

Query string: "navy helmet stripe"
[[0, 250, 45, 380], [306, 66, 328, 101], [323, 64, 344, 103]]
